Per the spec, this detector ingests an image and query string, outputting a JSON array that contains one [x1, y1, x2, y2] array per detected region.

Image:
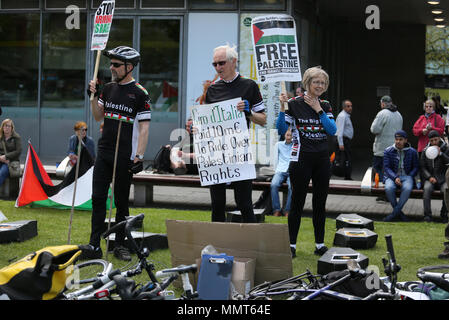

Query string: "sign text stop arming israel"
[[91, 0, 115, 51], [251, 15, 301, 83]]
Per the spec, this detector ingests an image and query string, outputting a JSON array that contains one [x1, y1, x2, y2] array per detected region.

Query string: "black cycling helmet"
[[103, 46, 141, 66]]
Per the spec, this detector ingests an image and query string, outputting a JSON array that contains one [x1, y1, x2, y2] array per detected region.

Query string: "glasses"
[[212, 61, 227, 67], [78, 128, 87, 132], [110, 62, 125, 68], [311, 80, 326, 86]]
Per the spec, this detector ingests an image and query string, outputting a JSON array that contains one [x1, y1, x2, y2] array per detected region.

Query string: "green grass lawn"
[[0, 200, 447, 292]]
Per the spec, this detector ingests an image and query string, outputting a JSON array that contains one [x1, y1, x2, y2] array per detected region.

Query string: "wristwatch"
[[136, 154, 144, 160]]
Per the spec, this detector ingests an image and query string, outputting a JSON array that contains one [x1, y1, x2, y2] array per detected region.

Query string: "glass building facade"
[[0, 0, 289, 163]]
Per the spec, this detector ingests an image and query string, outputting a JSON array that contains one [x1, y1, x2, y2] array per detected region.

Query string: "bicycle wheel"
[[65, 259, 111, 293]]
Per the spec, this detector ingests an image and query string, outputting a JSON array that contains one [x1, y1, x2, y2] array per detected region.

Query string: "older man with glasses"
[[204, 44, 266, 223]]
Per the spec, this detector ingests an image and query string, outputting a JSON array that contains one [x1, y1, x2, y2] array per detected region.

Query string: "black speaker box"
[[0, 220, 38, 243], [333, 228, 378, 249], [336, 213, 374, 231], [226, 208, 265, 223], [317, 247, 369, 275]]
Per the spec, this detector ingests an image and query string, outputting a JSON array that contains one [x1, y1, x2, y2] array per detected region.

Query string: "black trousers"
[[288, 151, 330, 245], [89, 149, 132, 248], [341, 137, 352, 179], [210, 179, 256, 223]]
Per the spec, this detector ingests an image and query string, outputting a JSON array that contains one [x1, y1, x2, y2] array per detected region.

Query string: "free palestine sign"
[[251, 15, 301, 83]]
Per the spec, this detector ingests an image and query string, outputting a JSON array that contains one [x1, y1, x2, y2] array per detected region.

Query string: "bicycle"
[[235, 234, 400, 301], [386, 265, 449, 300], [63, 213, 198, 300]]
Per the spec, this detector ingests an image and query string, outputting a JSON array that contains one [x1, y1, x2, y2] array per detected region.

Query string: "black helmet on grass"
[[103, 46, 141, 66]]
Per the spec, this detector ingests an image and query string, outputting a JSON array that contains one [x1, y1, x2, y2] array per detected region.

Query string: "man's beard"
[[111, 70, 119, 83]]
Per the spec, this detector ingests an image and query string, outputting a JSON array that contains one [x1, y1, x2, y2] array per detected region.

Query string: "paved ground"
[[129, 147, 447, 222], [129, 183, 447, 222]]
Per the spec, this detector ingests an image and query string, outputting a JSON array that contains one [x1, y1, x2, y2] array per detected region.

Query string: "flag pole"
[[105, 120, 122, 261], [67, 135, 83, 244]]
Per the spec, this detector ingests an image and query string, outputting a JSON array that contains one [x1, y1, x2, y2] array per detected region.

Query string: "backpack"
[[152, 145, 172, 173], [0, 245, 84, 300], [331, 150, 346, 177]]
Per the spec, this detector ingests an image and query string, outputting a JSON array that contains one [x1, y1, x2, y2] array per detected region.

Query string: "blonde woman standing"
[[280, 66, 337, 258]]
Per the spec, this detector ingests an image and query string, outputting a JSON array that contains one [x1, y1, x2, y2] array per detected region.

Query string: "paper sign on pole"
[[251, 14, 301, 83], [191, 98, 256, 186], [91, 0, 115, 51], [89, 0, 115, 101]]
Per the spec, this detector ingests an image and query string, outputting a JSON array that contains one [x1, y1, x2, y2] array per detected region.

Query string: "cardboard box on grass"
[[195, 256, 256, 296], [166, 220, 292, 288]]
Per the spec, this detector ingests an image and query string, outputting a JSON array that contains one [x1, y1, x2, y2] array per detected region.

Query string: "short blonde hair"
[[302, 66, 329, 92]]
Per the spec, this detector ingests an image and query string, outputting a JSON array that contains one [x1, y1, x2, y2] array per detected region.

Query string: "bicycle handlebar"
[[155, 264, 198, 278], [385, 234, 396, 263], [92, 268, 121, 290], [102, 213, 145, 239]]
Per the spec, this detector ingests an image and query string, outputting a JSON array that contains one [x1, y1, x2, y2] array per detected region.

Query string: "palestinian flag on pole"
[[15, 142, 112, 210]]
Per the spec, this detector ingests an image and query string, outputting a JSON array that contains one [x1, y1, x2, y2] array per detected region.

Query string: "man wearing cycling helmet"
[[83, 46, 151, 261]]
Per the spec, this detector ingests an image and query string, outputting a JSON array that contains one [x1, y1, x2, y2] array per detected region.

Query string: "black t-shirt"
[[285, 96, 334, 155], [205, 74, 265, 127], [98, 81, 151, 159]]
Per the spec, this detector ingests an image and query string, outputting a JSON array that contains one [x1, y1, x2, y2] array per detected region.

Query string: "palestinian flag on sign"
[[252, 19, 296, 46], [15, 142, 112, 210]]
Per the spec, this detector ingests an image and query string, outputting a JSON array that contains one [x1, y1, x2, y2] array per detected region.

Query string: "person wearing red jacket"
[[412, 99, 445, 154]]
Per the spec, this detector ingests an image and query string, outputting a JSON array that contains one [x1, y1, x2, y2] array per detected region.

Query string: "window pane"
[[240, 0, 285, 10], [0, 13, 40, 158], [91, 0, 135, 9], [46, 0, 87, 9], [189, 0, 236, 10], [141, 0, 184, 8], [1, 0, 39, 9], [96, 18, 134, 84], [41, 13, 87, 160], [140, 19, 181, 159], [0, 14, 40, 108], [140, 19, 180, 114]]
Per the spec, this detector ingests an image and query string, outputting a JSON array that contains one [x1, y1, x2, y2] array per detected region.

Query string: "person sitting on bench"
[[383, 130, 419, 222]]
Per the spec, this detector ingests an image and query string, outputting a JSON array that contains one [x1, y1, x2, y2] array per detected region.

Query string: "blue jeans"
[[0, 163, 9, 187], [271, 171, 292, 213], [385, 175, 413, 215]]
